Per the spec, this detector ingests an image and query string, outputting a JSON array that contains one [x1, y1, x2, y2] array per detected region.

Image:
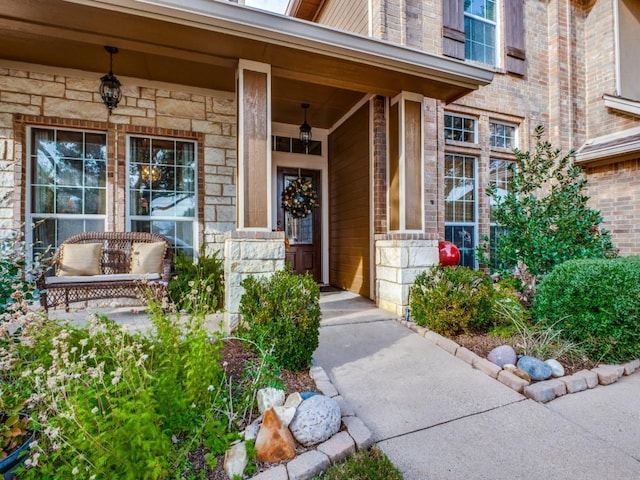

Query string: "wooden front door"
[[277, 167, 321, 282]]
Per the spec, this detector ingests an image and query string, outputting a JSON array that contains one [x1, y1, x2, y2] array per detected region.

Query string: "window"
[[444, 154, 477, 268], [490, 122, 516, 149], [128, 136, 197, 258], [28, 127, 107, 258], [444, 114, 477, 143], [272, 136, 322, 156], [464, 0, 496, 65], [488, 158, 514, 268]]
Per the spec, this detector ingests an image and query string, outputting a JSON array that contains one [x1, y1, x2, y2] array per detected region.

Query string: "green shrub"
[[409, 266, 498, 336], [238, 269, 321, 371], [533, 257, 640, 363], [478, 125, 616, 277], [168, 248, 224, 316]]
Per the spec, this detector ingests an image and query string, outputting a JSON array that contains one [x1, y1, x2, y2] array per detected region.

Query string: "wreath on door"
[[281, 177, 319, 219]]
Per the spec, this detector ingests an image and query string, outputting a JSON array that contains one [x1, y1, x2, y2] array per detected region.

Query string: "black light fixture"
[[100, 46, 122, 114], [299, 103, 312, 150]]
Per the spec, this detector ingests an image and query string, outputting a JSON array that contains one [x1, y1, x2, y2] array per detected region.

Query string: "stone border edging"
[[396, 318, 640, 403], [250, 364, 375, 480]]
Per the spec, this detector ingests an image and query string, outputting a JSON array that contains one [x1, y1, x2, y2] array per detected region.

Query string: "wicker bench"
[[38, 232, 173, 312]]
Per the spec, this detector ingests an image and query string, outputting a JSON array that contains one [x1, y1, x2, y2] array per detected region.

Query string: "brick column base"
[[375, 235, 439, 317], [224, 230, 285, 332]]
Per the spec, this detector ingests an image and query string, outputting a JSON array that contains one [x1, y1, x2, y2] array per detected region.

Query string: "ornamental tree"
[[478, 125, 617, 277]]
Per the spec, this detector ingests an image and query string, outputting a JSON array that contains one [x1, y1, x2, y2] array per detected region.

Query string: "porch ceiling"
[[0, 0, 493, 129]]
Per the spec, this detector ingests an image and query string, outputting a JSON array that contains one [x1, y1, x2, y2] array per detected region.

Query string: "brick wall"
[[0, 64, 237, 253]]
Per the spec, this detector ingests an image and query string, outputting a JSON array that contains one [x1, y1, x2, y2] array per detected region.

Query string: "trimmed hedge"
[[533, 257, 640, 363], [238, 269, 321, 371], [409, 266, 497, 336]]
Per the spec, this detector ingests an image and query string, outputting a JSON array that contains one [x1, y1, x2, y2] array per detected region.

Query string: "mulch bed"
[[450, 333, 596, 376]]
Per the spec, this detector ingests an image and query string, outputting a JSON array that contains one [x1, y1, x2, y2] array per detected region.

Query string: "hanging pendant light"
[[299, 103, 312, 151], [100, 46, 122, 114]]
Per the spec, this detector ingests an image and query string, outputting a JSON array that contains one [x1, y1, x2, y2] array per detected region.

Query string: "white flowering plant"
[[2, 301, 280, 479]]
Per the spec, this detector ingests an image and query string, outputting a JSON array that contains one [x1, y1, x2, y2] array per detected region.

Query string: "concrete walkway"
[[314, 290, 640, 480]]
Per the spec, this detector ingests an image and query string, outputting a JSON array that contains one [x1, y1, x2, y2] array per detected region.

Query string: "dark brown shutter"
[[442, 0, 465, 59], [505, 0, 526, 75]]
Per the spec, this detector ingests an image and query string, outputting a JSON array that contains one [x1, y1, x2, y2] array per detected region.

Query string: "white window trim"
[[489, 120, 518, 149], [444, 113, 479, 144], [25, 125, 108, 258], [125, 134, 199, 256], [464, 0, 498, 66]]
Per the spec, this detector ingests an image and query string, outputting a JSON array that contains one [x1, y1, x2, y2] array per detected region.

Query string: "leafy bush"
[[478, 125, 616, 277], [5, 302, 281, 479], [533, 257, 640, 363], [0, 227, 50, 317], [410, 266, 499, 336], [168, 248, 224, 316], [238, 269, 321, 371]]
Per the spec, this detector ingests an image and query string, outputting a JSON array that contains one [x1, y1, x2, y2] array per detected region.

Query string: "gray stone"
[[317, 431, 356, 464], [436, 336, 459, 355], [472, 357, 502, 379], [573, 369, 599, 389], [523, 382, 558, 403], [545, 359, 565, 378], [623, 359, 640, 376], [592, 365, 624, 385], [284, 392, 304, 409], [455, 346, 480, 366], [251, 465, 288, 480], [315, 379, 339, 398], [287, 450, 331, 480], [257, 387, 285, 414], [243, 416, 261, 441], [289, 395, 341, 447], [341, 416, 375, 451], [487, 345, 517, 367], [497, 370, 530, 393], [561, 374, 589, 394], [517, 355, 553, 381], [273, 406, 296, 427], [223, 441, 247, 480]]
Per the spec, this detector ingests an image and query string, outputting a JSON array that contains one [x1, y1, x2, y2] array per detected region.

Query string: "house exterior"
[[1, 0, 638, 329]]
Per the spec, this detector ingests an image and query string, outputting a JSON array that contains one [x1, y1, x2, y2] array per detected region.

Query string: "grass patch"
[[313, 447, 403, 480]]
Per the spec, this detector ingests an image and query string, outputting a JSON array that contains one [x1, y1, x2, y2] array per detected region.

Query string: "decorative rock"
[[517, 355, 553, 381], [487, 345, 517, 368], [255, 408, 296, 463], [289, 395, 341, 447], [341, 416, 375, 451], [503, 364, 531, 382], [300, 391, 318, 401], [243, 417, 262, 441], [273, 406, 297, 428], [545, 359, 565, 378], [257, 387, 285, 414], [223, 441, 248, 480], [284, 392, 304, 409], [286, 450, 331, 480]]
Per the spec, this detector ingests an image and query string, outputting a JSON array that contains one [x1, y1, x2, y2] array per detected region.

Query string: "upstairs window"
[[445, 114, 477, 143], [464, 0, 496, 65], [490, 121, 517, 149]]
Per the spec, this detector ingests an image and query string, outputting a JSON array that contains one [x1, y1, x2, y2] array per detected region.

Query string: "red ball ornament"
[[438, 241, 460, 266]]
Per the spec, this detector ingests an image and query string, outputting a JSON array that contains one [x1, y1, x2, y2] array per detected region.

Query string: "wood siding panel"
[[505, 0, 526, 75], [388, 102, 400, 231], [242, 70, 268, 228], [317, 0, 368, 35], [329, 103, 370, 297], [405, 100, 422, 230]]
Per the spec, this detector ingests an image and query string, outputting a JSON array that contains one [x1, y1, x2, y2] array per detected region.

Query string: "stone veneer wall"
[[375, 234, 438, 317], [224, 231, 285, 332], [0, 64, 237, 252]]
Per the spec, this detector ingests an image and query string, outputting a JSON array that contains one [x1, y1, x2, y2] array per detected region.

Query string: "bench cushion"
[[45, 273, 161, 285], [130, 241, 166, 274], [57, 243, 103, 276]]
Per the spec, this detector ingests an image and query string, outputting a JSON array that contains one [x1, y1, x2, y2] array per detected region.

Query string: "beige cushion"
[[57, 243, 103, 276], [46, 273, 161, 285], [130, 241, 166, 274]]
